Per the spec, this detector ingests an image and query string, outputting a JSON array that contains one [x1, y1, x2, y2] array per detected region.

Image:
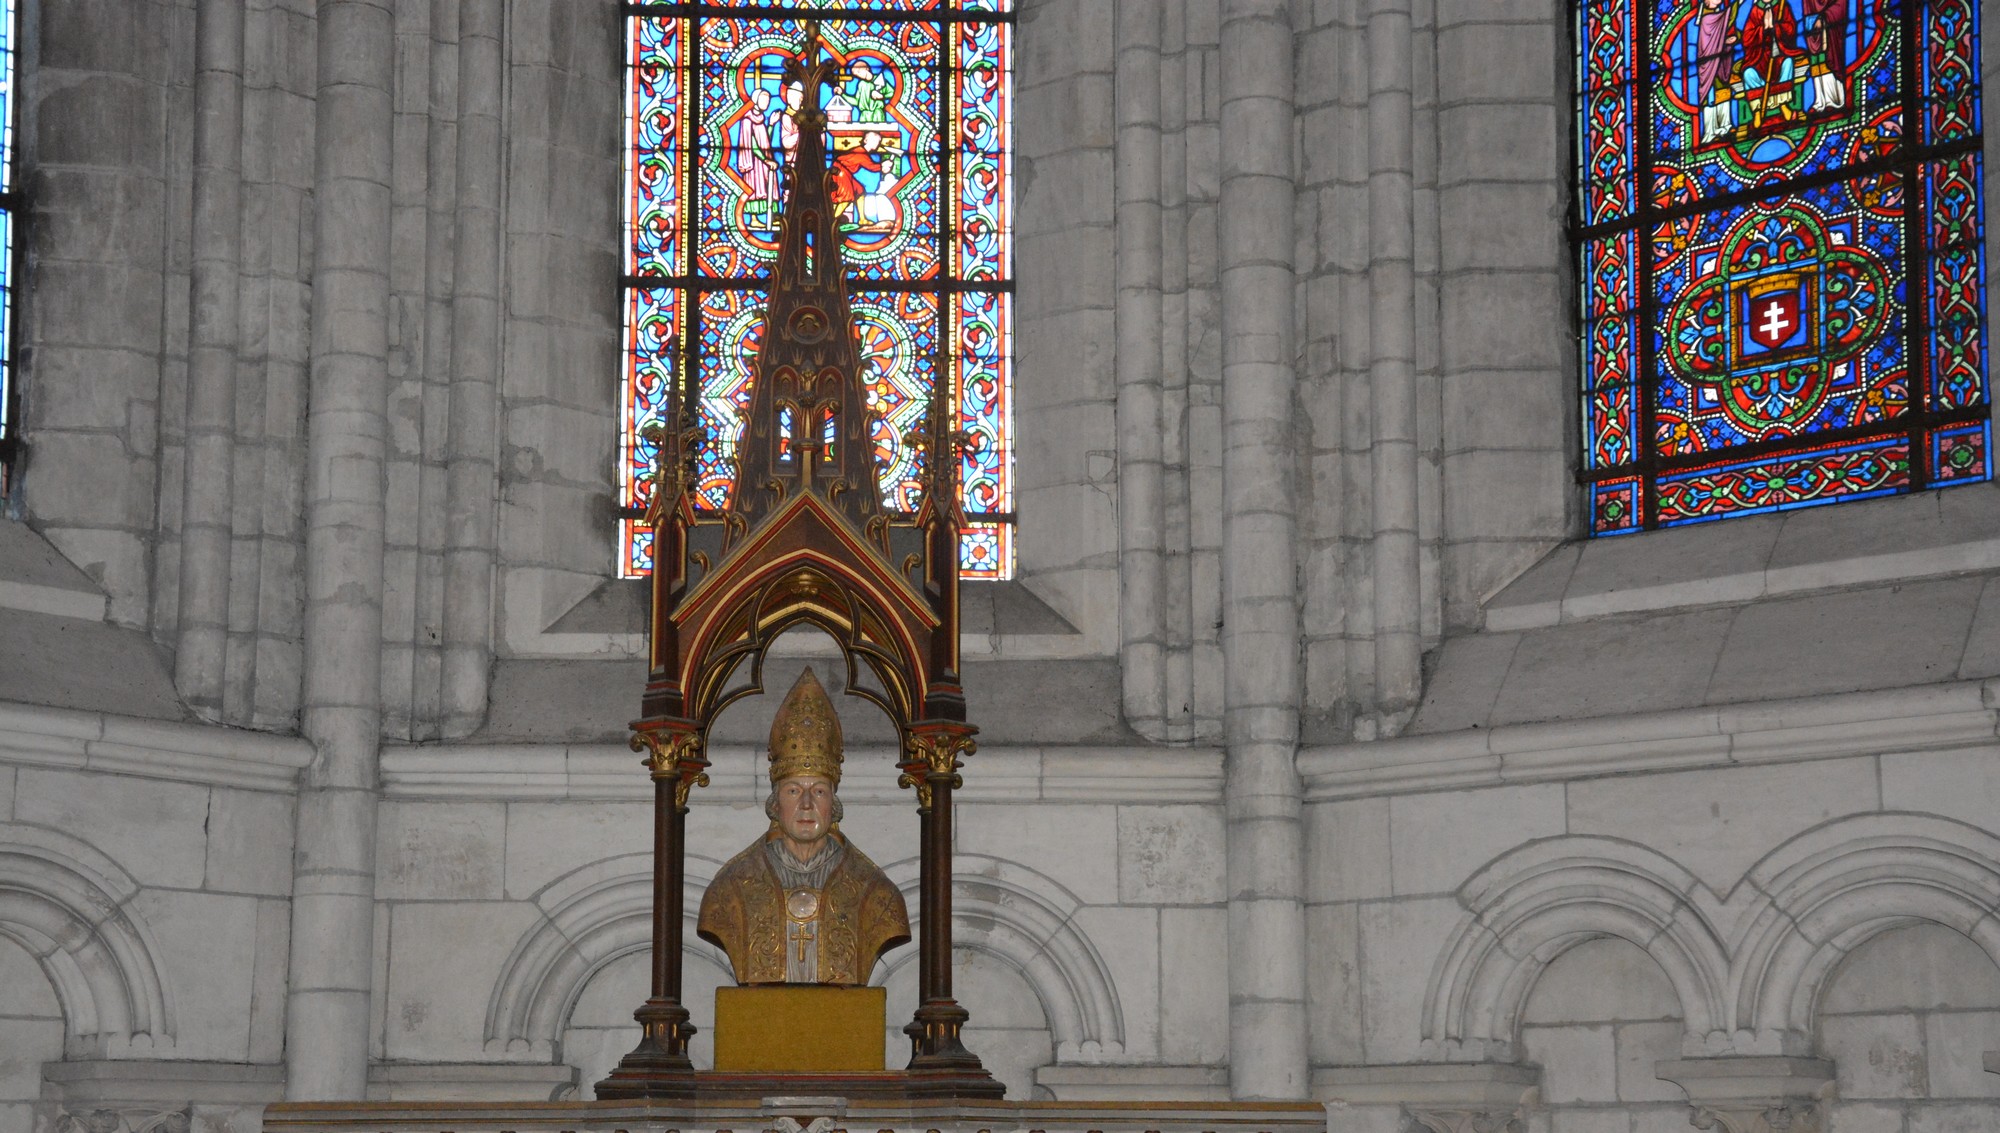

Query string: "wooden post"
[[900, 722, 981, 1069], [595, 720, 708, 1098]]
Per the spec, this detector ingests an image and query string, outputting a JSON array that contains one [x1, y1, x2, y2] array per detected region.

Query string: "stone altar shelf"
[[262, 1097, 1369, 1133]]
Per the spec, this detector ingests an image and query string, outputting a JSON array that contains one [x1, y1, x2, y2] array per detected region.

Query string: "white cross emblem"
[[1759, 299, 1792, 342]]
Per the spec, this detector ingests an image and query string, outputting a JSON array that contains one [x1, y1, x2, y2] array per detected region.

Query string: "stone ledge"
[[1034, 1064, 1230, 1101], [1302, 678, 2000, 801], [366, 1062, 581, 1102], [0, 519, 109, 621], [263, 1099, 1344, 1133], [0, 700, 313, 792], [1310, 1063, 1538, 1108], [380, 742, 1225, 803], [1485, 483, 2000, 632], [40, 1060, 286, 1106]]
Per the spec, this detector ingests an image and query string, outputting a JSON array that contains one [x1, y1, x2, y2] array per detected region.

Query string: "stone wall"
[[0, 0, 1997, 1128]]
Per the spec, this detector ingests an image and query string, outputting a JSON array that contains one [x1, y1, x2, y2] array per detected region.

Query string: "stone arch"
[[486, 851, 1125, 1062], [876, 853, 1126, 1062], [484, 852, 731, 1059], [1732, 813, 2000, 1054], [1420, 836, 1731, 1062], [0, 825, 175, 1055]]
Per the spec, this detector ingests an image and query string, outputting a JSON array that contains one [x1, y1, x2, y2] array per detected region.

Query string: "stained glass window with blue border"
[[619, 0, 1015, 578], [1577, 0, 1990, 532]]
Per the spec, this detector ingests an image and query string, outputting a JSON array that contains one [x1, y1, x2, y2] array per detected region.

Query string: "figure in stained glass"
[[735, 89, 781, 230], [1698, 0, 1737, 140], [831, 131, 901, 232], [843, 58, 893, 122]]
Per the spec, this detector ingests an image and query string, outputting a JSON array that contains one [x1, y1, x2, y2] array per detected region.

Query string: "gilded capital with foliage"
[[631, 723, 710, 808], [898, 725, 975, 810]]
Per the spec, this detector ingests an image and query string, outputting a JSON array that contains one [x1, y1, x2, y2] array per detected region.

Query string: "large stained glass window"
[[0, 0, 19, 497], [1578, 0, 1989, 532], [619, 1, 1015, 577]]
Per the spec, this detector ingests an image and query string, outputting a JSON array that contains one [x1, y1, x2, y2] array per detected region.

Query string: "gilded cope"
[[697, 668, 911, 985]]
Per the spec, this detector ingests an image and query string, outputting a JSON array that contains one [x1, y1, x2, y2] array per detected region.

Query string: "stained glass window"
[[0, 0, 19, 497], [619, 0, 1015, 578], [1578, 0, 1989, 532]]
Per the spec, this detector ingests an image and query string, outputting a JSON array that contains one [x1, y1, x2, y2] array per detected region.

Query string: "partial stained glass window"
[[620, 1, 1015, 578], [1578, 0, 1989, 533], [0, 0, 18, 496]]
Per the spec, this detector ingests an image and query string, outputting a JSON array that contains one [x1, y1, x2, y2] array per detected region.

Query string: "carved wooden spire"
[[731, 21, 882, 530]]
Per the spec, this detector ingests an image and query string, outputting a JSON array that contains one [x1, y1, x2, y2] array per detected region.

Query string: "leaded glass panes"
[[619, 1, 1015, 578], [0, 0, 18, 496], [1577, 0, 1990, 532]]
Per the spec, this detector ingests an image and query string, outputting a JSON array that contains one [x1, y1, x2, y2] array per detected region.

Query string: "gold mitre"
[[768, 667, 844, 785]]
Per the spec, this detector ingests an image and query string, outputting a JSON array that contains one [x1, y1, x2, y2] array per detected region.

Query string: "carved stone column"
[[1217, 0, 1309, 1102], [287, 0, 396, 1101], [1656, 1056, 1836, 1133]]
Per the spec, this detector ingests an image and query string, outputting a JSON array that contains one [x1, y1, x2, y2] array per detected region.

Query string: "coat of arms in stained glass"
[[620, 1, 1015, 577], [1578, 0, 1989, 532]]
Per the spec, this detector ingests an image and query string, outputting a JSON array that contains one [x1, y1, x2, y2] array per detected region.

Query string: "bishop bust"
[[697, 668, 912, 985]]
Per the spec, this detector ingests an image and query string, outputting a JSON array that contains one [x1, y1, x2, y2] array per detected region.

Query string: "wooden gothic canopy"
[[596, 22, 997, 1100]]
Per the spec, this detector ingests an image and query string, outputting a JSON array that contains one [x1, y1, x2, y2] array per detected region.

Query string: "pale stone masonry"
[[0, 2, 1998, 1132]]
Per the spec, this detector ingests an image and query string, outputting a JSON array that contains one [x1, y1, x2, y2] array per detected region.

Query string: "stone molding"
[[0, 700, 312, 793], [262, 1099, 1339, 1133], [1311, 1062, 1539, 1109], [1033, 1064, 1230, 1101], [1483, 484, 2000, 633], [51, 1107, 191, 1133], [1655, 1056, 1835, 1133], [485, 852, 1126, 1063], [1300, 679, 2000, 802], [1420, 815, 2000, 1060], [39, 1059, 285, 1107], [1403, 1112, 1523, 1133], [381, 741, 1225, 803], [367, 1061, 581, 1102], [0, 827, 176, 1057]]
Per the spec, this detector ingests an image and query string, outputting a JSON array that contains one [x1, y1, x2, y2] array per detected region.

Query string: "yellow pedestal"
[[711, 985, 887, 1073]]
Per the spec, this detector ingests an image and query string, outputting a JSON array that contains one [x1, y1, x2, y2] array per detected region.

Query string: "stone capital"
[[1404, 1109, 1525, 1133], [1655, 1056, 1836, 1133]]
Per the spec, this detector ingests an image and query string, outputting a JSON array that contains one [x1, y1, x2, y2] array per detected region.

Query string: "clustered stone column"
[[173, 0, 245, 719], [441, 0, 505, 739], [1115, 0, 1169, 739], [1216, 0, 1309, 1102], [285, 0, 397, 1101], [1366, 0, 1423, 725]]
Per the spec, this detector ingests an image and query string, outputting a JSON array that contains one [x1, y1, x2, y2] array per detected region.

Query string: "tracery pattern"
[[620, 0, 1015, 577], [1579, 0, 1989, 532]]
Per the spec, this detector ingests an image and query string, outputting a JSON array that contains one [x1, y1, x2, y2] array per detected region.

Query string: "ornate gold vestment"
[[698, 829, 909, 985], [695, 668, 912, 985]]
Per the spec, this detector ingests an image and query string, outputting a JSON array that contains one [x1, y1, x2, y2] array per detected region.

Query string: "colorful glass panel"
[[620, 2, 1014, 578], [1579, 0, 1989, 532]]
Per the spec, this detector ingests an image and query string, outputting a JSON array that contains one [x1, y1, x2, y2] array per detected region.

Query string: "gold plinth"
[[712, 986, 887, 1072]]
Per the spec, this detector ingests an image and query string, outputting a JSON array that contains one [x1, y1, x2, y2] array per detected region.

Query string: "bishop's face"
[[774, 775, 835, 856]]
